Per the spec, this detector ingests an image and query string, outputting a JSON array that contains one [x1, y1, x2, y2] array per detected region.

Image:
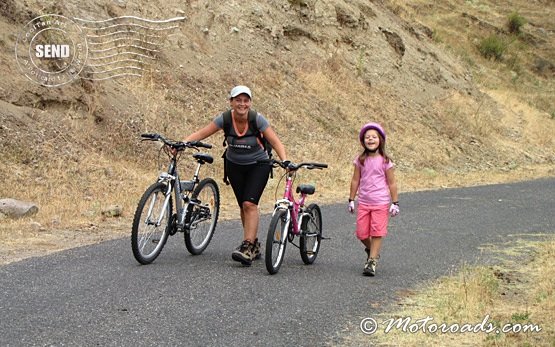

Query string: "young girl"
[[348, 122, 399, 276]]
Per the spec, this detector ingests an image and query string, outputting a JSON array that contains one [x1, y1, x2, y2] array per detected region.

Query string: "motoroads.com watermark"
[[360, 315, 542, 335]]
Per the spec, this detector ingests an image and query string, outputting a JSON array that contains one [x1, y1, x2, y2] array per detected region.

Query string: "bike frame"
[[273, 171, 308, 236], [154, 154, 204, 230]]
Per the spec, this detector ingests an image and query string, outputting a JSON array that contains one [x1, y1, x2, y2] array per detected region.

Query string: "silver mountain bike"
[[131, 133, 220, 264]]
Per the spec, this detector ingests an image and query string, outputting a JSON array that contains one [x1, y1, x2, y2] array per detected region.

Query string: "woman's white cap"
[[229, 85, 252, 99]]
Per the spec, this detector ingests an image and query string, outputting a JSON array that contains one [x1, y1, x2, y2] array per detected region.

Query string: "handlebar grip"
[[189, 141, 212, 149], [300, 162, 328, 170], [141, 133, 158, 140]]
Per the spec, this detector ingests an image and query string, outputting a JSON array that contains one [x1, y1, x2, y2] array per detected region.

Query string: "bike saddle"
[[296, 184, 315, 195], [193, 153, 214, 164]]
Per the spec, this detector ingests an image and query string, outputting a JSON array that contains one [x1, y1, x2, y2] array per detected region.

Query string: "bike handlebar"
[[258, 159, 328, 171], [141, 133, 212, 150]]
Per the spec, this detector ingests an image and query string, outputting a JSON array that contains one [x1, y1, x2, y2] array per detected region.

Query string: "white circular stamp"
[[15, 14, 88, 87]]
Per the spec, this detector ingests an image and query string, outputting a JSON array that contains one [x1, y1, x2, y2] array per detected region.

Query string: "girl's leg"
[[369, 237, 382, 259], [356, 203, 372, 258], [360, 238, 372, 258], [368, 205, 389, 259], [363, 205, 388, 276]]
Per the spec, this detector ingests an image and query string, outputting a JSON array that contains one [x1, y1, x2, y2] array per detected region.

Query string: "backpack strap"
[[247, 109, 265, 149], [248, 110, 274, 178], [221, 110, 232, 185], [221, 109, 233, 147]]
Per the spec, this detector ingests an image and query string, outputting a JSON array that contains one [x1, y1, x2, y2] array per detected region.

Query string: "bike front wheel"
[[265, 209, 289, 274], [300, 203, 322, 265], [184, 178, 220, 255], [131, 182, 172, 264]]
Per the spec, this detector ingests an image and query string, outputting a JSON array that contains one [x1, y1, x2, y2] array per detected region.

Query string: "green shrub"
[[507, 11, 526, 34], [478, 35, 506, 60]]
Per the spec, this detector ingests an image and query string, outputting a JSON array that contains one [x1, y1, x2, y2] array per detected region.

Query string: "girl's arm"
[[385, 167, 398, 202], [349, 164, 361, 201]]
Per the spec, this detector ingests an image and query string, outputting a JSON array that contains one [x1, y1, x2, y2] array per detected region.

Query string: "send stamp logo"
[[15, 14, 185, 87], [15, 14, 88, 87]]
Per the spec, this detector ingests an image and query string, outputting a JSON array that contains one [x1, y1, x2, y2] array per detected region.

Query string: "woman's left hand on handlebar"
[[166, 145, 177, 156]]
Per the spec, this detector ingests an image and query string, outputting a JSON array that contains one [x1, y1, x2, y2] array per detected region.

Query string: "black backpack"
[[221, 109, 272, 185]]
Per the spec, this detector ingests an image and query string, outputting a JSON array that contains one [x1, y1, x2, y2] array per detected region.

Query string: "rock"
[[51, 216, 61, 227], [0, 198, 39, 219], [101, 205, 123, 217], [30, 221, 46, 232], [335, 3, 360, 28]]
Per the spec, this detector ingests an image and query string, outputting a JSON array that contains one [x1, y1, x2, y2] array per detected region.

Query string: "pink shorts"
[[355, 203, 389, 240]]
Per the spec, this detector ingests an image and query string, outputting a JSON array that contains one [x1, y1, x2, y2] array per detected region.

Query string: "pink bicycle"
[[260, 159, 328, 274]]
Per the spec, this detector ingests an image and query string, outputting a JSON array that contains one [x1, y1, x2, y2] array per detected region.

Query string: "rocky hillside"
[[0, 0, 553, 230]]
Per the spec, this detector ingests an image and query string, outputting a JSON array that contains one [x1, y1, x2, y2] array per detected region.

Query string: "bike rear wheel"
[[300, 203, 322, 265], [131, 182, 172, 264], [184, 178, 220, 255], [265, 209, 288, 274]]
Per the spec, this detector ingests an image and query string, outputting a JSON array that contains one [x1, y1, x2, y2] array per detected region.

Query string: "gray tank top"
[[213, 112, 270, 165]]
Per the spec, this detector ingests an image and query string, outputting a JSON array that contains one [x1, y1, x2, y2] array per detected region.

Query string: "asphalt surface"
[[1, 178, 554, 346]]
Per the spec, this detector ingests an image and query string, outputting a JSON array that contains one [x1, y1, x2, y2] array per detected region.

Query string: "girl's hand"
[[348, 201, 355, 214], [389, 203, 399, 217]]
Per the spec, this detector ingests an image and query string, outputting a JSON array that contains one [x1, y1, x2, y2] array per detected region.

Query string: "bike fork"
[[145, 188, 172, 227], [278, 209, 291, 244]]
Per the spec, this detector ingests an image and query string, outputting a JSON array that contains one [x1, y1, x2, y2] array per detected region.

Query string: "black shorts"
[[225, 160, 271, 207]]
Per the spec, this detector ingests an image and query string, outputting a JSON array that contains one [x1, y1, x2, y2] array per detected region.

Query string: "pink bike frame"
[[273, 172, 307, 235]]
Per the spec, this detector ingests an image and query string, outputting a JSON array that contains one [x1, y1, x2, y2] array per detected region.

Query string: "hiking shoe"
[[251, 238, 261, 260], [363, 258, 378, 276], [232, 240, 253, 266]]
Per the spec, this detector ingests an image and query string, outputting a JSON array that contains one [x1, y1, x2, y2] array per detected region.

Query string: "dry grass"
[[357, 237, 555, 346]]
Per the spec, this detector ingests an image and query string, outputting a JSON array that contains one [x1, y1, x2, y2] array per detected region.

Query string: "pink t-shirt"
[[353, 155, 394, 205]]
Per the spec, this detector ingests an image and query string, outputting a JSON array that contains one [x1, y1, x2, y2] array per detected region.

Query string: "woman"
[[184, 85, 287, 266]]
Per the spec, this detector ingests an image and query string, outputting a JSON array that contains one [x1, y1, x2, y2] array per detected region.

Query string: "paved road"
[[1, 178, 554, 346]]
